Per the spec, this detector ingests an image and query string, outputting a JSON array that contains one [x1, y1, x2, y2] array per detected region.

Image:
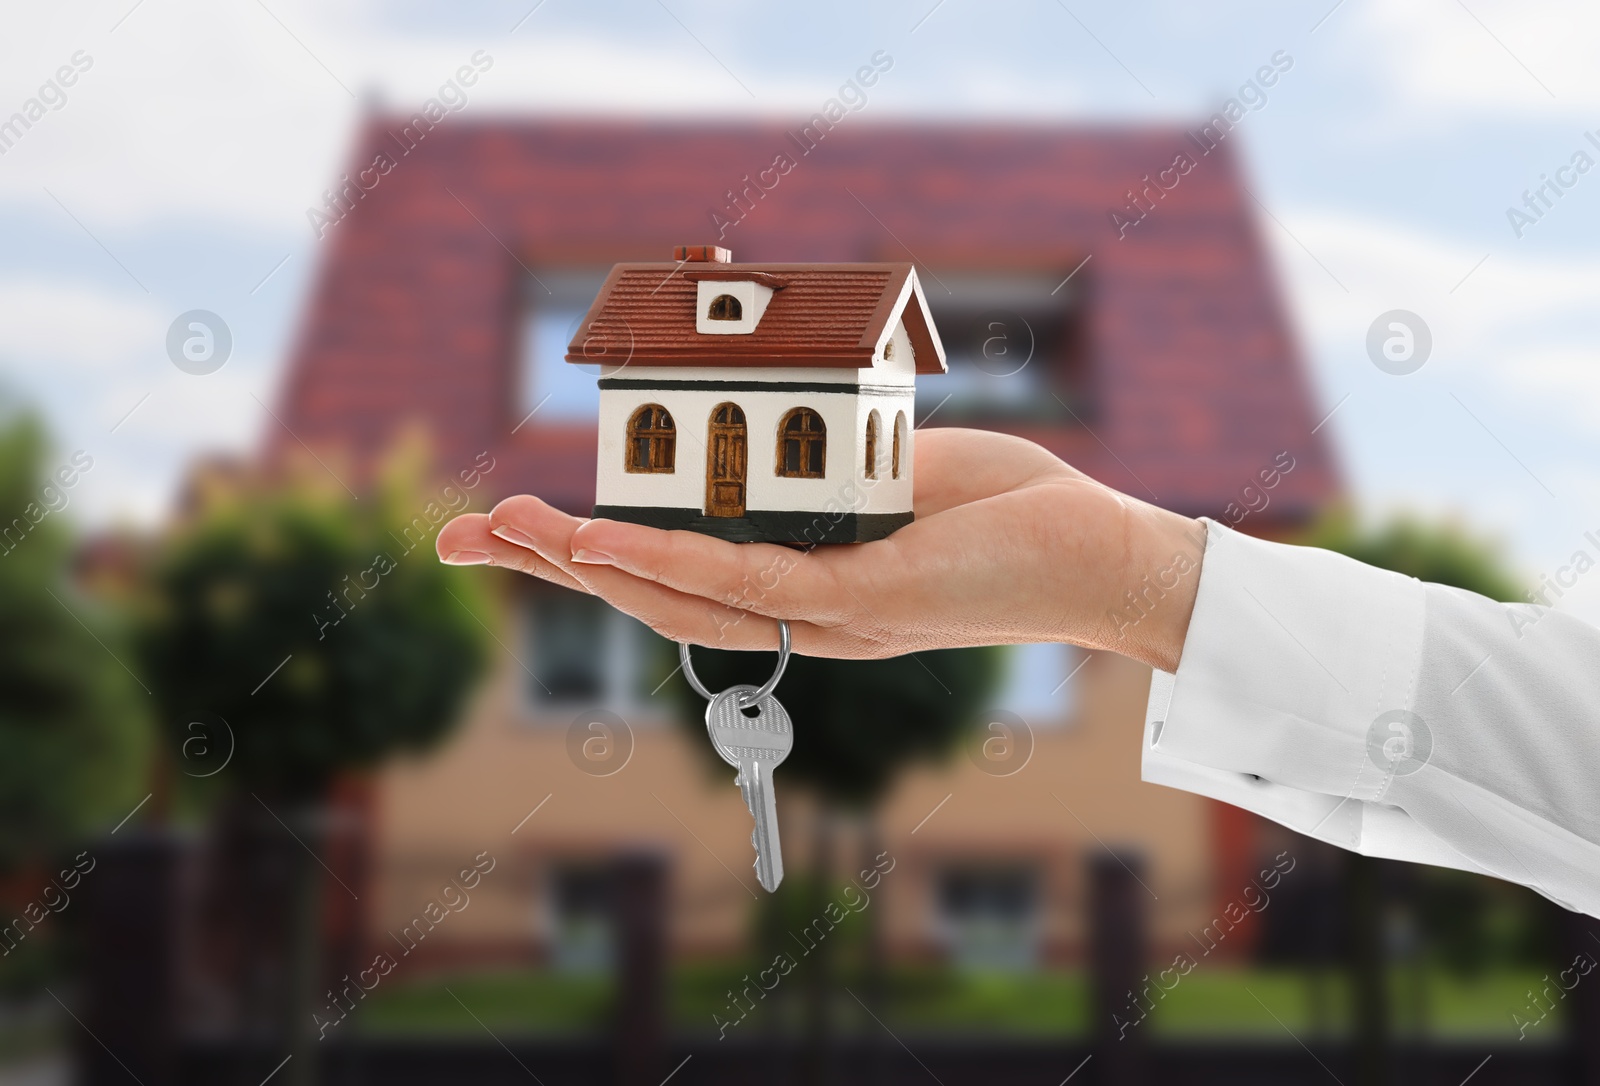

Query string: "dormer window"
[[692, 276, 780, 335]]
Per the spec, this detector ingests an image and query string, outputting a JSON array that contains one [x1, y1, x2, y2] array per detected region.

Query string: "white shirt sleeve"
[[1143, 517, 1600, 917]]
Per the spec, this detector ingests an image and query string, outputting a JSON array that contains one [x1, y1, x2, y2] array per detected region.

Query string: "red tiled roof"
[[565, 262, 946, 373], [268, 118, 1340, 522]]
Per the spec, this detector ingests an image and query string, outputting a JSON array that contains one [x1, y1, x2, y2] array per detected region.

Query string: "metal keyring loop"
[[679, 620, 790, 706]]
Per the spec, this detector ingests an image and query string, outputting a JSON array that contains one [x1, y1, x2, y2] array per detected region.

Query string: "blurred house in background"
[[266, 118, 1337, 975]]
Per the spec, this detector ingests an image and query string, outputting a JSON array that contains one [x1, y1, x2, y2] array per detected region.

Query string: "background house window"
[[864, 410, 880, 480], [523, 591, 661, 712], [778, 407, 825, 478], [994, 642, 1083, 725], [707, 294, 742, 320], [934, 865, 1042, 971], [626, 404, 676, 473], [544, 864, 614, 973], [918, 272, 1084, 424], [521, 269, 611, 423]]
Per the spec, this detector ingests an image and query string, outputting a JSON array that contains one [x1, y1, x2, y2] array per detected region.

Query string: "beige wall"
[[371, 606, 1220, 969]]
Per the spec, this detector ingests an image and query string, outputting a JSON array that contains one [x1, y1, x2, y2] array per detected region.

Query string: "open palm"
[[436, 428, 1200, 671]]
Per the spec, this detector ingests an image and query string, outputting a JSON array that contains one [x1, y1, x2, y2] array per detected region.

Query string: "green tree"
[[674, 641, 1000, 1081], [134, 452, 489, 1084], [137, 465, 489, 799], [1300, 507, 1524, 604], [0, 405, 147, 992]]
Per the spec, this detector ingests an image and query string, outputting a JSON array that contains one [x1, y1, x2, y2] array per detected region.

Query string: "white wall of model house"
[[594, 318, 918, 517]]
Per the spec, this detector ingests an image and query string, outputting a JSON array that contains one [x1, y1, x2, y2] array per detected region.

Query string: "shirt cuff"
[[1141, 518, 1427, 852]]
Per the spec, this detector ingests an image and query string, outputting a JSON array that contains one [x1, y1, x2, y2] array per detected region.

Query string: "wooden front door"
[[705, 403, 747, 517]]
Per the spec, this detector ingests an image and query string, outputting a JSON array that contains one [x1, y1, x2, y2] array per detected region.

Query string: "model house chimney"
[[674, 244, 732, 263]]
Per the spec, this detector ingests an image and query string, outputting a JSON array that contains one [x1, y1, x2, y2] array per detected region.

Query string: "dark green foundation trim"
[[591, 505, 913, 544], [598, 378, 861, 395]]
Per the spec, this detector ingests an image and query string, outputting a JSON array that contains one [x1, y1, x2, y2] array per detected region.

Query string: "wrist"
[[1101, 502, 1207, 673]]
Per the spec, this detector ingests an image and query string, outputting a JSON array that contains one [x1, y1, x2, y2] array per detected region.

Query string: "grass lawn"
[[355, 962, 1556, 1041], [354, 970, 613, 1035], [0, 1002, 64, 1066]]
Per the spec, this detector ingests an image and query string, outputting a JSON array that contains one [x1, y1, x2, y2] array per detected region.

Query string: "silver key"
[[706, 684, 793, 893]]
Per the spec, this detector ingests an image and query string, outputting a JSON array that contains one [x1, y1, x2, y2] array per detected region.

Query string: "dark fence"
[[77, 834, 1600, 1086], [179, 1037, 1574, 1086]]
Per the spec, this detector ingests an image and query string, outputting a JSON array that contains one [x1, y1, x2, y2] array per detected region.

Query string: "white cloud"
[[0, 0, 1110, 234], [51, 368, 268, 529], [1262, 208, 1600, 383], [1253, 202, 1600, 620], [1350, 0, 1600, 115], [1505, 345, 1600, 426], [0, 0, 964, 234], [0, 279, 164, 374], [0, 273, 267, 527]]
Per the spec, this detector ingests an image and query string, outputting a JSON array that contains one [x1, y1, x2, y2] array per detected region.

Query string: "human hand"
[[436, 428, 1205, 672]]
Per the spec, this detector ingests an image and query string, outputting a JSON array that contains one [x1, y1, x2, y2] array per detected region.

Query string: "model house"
[[566, 244, 946, 543]]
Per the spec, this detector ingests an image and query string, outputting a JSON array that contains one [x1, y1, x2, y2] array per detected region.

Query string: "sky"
[[3, 0, 1599, 622]]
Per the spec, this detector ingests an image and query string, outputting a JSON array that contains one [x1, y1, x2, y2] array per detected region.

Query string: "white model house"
[[565, 245, 947, 543]]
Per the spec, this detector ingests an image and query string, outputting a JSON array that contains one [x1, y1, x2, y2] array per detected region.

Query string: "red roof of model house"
[[268, 118, 1340, 522], [566, 256, 947, 373]]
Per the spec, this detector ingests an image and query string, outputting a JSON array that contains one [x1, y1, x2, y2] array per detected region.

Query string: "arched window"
[[777, 407, 825, 478], [707, 294, 742, 321], [892, 410, 907, 479], [625, 404, 676, 473], [864, 410, 881, 480]]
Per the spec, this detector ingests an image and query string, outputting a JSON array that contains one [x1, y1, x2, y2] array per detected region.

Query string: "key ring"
[[679, 620, 790, 706]]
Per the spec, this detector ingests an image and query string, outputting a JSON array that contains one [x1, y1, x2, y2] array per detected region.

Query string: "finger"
[[487, 496, 804, 648], [486, 494, 594, 584], [435, 513, 589, 592], [567, 517, 856, 626]]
